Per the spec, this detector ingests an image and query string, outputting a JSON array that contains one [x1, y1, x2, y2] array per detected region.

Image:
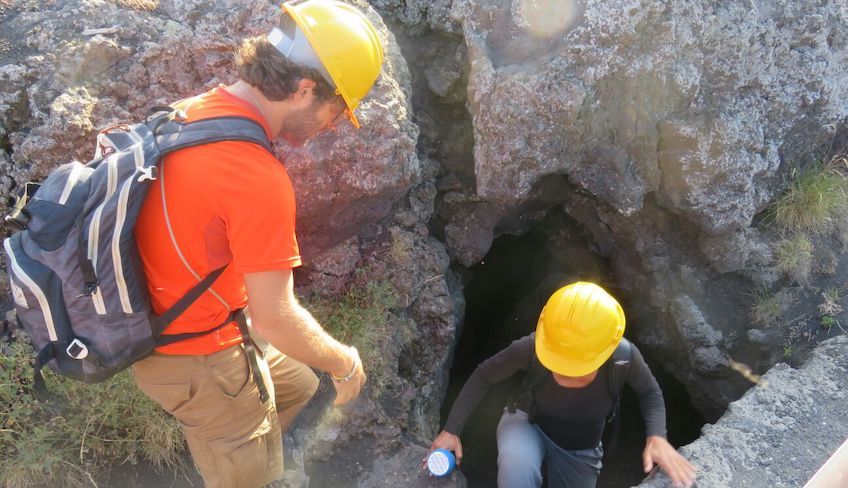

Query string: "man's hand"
[[423, 431, 464, 470], [643, 436, 696, 488], [331, 346, 366, 405]]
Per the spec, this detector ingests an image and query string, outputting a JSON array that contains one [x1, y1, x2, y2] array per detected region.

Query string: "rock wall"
[[383, 0, 848, 420], [639, 335, 848, 487]]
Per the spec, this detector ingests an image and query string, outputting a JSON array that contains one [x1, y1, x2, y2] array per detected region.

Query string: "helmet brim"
[[535, 320, 620, 377]]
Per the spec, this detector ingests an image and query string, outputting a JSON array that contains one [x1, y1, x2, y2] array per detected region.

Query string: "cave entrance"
[[440, 209, 705, 487]]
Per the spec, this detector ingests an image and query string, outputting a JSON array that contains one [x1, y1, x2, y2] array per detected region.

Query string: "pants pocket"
[[135, 381, 192, 416], [209, 347, 251, 399]]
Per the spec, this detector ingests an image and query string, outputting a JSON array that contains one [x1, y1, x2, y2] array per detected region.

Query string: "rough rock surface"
[[355, 442, 468, 488], [639, 335, 848, 487], [450, 0, 848, 233], [369, 0, 460, 33], [434, 0, 848, 418]]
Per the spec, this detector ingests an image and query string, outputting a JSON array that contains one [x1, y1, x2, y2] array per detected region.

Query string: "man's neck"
[[227, 81, 284, 136]]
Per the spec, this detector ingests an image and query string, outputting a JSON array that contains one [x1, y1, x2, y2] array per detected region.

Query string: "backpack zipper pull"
[[82, 280, 99, 297]]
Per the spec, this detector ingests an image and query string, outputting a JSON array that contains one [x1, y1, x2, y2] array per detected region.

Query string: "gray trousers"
[[496, 409, 603, 488]]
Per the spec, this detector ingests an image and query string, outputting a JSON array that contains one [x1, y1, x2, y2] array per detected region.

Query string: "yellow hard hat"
[[283, 0, 384, 128], [535, 282, 626, 377]]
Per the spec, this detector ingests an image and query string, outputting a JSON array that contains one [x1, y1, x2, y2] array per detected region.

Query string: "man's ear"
[[295, 78, 317, 99]]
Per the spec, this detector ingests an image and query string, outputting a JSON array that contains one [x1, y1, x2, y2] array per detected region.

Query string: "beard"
[[278, 99, 333, 147]]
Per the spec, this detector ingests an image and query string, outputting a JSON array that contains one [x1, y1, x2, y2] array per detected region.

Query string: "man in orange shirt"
[[131, 1, 384, 486]]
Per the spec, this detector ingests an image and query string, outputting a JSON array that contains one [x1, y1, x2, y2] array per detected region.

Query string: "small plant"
[[767, 163, 848, 234], [821, 315, 837, 332], [773, 234, 813, 284], [824, 286, 840, 301], [748, 286, 781, 326], [783, 345, 794, 358]]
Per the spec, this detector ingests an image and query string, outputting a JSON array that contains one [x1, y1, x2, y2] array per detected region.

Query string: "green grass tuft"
[[773, 234, 813, 284], [821, 315, 837, 331], [767, 163, 848, 234]]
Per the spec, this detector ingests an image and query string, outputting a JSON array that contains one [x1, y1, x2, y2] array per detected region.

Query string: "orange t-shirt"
[[135, 86, 301, 355]]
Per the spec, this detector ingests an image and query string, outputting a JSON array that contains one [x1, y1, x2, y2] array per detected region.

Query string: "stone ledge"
[[638, 335, 848, 487]]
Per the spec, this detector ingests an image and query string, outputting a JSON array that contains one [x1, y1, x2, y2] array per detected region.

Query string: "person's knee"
[[498, 449, 543, 487], [498, 444, 543, 471]]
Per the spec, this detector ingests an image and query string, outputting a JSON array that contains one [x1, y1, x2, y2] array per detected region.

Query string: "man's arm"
[[627, 345, 695, 487], [626, 345, 667, 439], [244, 268, 365, 405], [429, 335, 534, 465]]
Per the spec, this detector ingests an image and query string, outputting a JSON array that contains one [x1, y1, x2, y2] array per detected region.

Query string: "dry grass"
[[819, 287, 844, 316], [748, 286, 782, 326], [774, 234, 813, 284], [767, 162, 848, 235]]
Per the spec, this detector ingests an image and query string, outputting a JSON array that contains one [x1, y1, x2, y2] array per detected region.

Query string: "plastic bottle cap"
[[427, 448, 456, 477]]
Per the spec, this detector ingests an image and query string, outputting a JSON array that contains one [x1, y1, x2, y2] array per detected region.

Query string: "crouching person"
[[130, 1, 384, 486], [430, 282, 696, 488]]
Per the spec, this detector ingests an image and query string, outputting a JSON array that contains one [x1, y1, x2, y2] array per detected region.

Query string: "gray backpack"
[[3, 106, 272, 396]]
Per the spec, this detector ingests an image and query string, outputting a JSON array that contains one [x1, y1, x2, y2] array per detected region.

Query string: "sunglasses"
[[326, 98, 355, 131]]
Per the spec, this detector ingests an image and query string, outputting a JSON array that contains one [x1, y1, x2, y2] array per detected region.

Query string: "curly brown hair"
[[235, 33, 337, 103]]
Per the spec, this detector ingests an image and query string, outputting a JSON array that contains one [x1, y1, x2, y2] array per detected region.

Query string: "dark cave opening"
[[440, 210, 706, 487]]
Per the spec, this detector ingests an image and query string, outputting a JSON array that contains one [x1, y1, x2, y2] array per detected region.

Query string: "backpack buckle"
[[4, 208, 31, 230], [66, 338, 89, 360], [136, 166, 158, 182]]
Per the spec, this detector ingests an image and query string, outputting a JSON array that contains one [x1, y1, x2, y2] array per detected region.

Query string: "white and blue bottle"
[[427, 448, 456, 477]]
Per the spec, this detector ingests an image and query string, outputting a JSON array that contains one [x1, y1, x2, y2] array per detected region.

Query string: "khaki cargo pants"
[[132, 344, 319, 488]]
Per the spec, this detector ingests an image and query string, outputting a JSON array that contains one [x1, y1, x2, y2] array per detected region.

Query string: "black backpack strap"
[[603, 338, 632, 452], [152, 116, 274, 156], [606, 338, 633, 419], [32, 343, 59, 400], [154, 266, 228, 332], [154, 309, 237, 347], [507, 350, 548, 418], [150, 265, 230, 347]]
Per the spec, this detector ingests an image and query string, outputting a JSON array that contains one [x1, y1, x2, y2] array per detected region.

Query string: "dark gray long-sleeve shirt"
[[444, 334, 667, 450]]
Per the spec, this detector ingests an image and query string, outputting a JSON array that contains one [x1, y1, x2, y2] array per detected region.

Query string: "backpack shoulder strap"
[[603, 338, 633, 453], [524, 352, 548, 392], [606, 337, 632, 422], [507, 347, 549, 415], [152, 115, 274, 156], [607, 337, 632, 404]]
